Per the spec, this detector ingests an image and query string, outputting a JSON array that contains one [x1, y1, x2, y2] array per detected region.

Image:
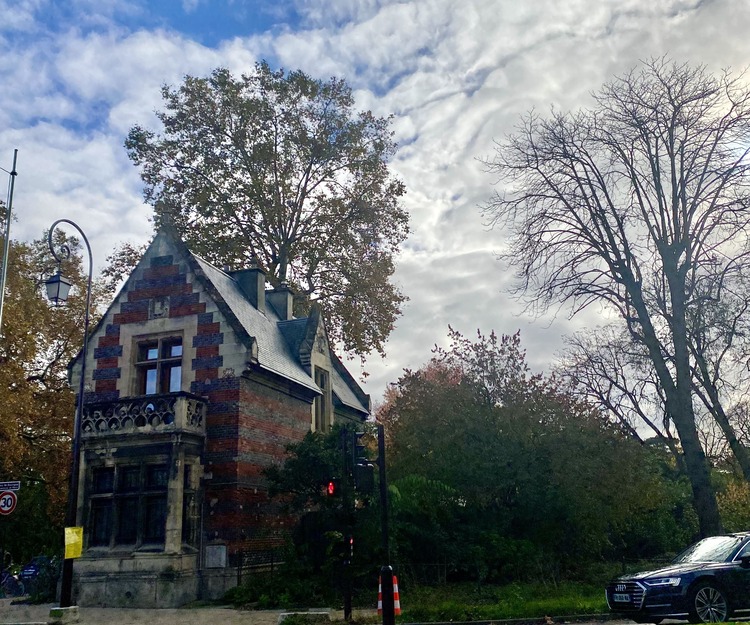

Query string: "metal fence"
[[231, 548, 284, 585]]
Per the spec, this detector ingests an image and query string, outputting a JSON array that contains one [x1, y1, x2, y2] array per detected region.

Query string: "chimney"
[[231, 268, 266, 313], [267, 283, 294, 320]]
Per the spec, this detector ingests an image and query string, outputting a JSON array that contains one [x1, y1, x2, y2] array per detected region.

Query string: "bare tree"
[[483, 58, 750, 537], [559, 323, 750, 478], [559, 327, 684, 465], [729, 401, 750, 455], [687, 274, 750, 479], [696, 409, 732, 467]]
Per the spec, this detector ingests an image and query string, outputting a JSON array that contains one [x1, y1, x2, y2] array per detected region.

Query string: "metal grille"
[[607, 581, 646, 610]]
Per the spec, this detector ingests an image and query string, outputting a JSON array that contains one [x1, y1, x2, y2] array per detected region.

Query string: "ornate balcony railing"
[[81, 392, 207, 437]]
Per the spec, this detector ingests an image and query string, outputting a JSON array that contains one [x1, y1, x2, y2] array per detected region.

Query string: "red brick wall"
[[87, 249, 315, 561], [89, 254, 209, 403], [203, 375, 312, 554]]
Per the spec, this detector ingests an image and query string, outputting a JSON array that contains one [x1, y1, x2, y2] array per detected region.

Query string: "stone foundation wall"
[[199, 567, 242, 601], [76, 570, 199, 608], [74, 552, 200, 608], [75, 565, 264, 606]]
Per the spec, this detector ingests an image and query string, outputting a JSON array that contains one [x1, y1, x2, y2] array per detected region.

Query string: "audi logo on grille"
[[616, 584, 626, 592]]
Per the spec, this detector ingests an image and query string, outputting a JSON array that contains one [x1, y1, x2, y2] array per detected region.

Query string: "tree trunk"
[[278, 244, 288, 283], [668, 265, 723, 537], [668, 398, 723, 536], [694, 352, 750, 481], [626, 270, 723, 537]]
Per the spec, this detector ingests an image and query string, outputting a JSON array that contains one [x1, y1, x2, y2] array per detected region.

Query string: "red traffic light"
[[326, 478, 340, 496]]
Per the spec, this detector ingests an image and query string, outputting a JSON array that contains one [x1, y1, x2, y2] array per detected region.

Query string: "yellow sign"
[[64, 527, 83, 559]]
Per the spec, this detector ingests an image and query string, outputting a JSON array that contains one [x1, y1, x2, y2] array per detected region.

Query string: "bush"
[[224, 568, 335, 609], [719, 480, 750, 532], [24, 557, 60, 604]]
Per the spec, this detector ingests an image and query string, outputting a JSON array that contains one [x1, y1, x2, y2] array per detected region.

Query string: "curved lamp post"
[[45, 219, 92, 608]]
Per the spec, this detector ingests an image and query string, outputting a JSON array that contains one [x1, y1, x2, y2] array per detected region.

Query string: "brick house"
[[69, 226, 370, 607]]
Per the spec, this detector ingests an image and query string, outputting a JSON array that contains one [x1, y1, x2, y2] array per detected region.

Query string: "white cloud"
[[2, 0, 749, 401], [182, 0, 202, 13]]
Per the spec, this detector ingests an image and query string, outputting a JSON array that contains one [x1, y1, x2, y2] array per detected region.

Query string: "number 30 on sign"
[[0, 491, 17, 515]]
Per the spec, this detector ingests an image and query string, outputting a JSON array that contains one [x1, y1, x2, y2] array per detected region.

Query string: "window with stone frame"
[[89, 467, 115, 547], [314, 367, 331, 432], [87, 463, 168, 549], [135, 335, 183, 395], [181, 463, 198, 546]]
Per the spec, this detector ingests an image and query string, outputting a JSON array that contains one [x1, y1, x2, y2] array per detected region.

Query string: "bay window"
[[87, 462, 168, 549]]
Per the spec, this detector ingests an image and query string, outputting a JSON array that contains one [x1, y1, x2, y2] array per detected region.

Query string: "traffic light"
[[352, 431, 367, 466], [351, 430, 375, 494], [330, 533, 354, 563], [325, 478, 341, 497], [354, 463, 375, 493]]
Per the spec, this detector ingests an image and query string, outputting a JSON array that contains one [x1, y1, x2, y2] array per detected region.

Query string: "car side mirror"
[[740, 554, 750, 569]]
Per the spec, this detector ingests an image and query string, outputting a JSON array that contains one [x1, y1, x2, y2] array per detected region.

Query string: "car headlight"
[[644, 577, 681, 587]]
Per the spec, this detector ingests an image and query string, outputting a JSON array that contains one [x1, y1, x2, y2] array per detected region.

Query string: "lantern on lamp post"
[[44, 271, 73, 305], [44, 219, 92, 609]]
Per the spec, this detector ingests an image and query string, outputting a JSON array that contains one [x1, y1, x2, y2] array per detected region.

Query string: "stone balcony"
[[81, 392, 207, 438]]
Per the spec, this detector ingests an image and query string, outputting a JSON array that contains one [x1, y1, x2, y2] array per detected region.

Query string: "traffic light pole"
[[341, 428, 353, 622], [377, 424, 389, 559], [334, 424, 393, 624], [344, 556, 353, 621], [377, 424, 395, 625]]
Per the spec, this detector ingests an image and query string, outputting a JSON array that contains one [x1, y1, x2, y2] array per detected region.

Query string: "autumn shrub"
[[718, 479, 750, 532]]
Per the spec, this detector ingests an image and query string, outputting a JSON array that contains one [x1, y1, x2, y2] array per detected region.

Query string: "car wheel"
[[689, 581, 730, 623]]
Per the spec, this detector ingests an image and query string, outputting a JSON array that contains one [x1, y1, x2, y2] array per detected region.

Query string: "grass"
[[225, 575, 608, 622], [241, 579, 750, 625], [396, 581, 607, 622]]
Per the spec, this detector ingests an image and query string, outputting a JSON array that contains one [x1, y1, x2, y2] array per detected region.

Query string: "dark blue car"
[[606, 533, 750, 623]]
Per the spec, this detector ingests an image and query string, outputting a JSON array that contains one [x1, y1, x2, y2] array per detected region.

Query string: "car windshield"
[[673, 536, 744, 563]]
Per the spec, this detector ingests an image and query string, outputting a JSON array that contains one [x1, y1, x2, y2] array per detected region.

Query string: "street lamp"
[[44, 271, 73, 305], [45, 219, 92, 609]]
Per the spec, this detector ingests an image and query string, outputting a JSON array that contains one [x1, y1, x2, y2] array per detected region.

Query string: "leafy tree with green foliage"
[[379, 329, 695, 583], [261, 424, 381, 605], [717, 479, 750, 532], [99, 241, 147, 299], [126, 61, 409, 361], [0, 206, 105, 563]]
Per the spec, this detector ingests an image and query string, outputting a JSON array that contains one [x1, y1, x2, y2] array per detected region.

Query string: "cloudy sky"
[[1, 0, 748, 404]]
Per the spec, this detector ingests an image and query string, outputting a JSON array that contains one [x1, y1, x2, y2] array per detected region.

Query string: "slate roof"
[[73, 225, 369, 418], [192, 255, 316, 392], [192, 254, 369, 417], [330, 362, 369, 412], [277, 318, 308, 360]]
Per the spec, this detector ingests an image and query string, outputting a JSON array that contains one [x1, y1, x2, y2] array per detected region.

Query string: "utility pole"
[[0, 148, 19, 334]]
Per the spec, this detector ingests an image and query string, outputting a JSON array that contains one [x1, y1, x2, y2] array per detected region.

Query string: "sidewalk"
[[0, 602, 639, 625], [0, 600, 378, 625], [0, 600, 283, 625]]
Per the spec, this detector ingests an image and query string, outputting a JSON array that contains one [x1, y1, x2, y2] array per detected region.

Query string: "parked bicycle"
[[0, 568, 25, 598]]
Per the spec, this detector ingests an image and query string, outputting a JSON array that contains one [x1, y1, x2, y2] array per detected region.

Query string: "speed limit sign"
[[0, 491, 17, 515]]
